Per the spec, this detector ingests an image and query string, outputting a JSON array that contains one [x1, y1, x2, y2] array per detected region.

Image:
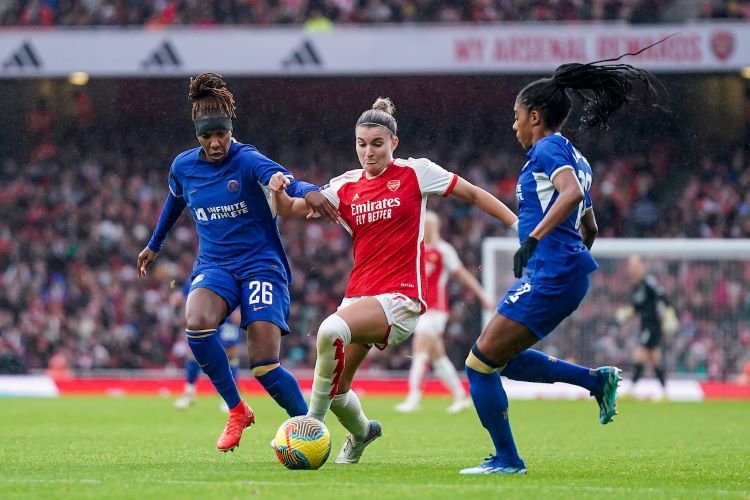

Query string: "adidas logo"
[[142, 41, 181, 69], [3, 41, 41, 71], [282, 40, 322, 69]]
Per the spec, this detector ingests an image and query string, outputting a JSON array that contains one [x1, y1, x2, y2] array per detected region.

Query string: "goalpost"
[[481, 238, 750, 381]]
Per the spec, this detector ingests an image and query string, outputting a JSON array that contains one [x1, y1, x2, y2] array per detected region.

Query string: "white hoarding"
[[0, 23, 747, 78]]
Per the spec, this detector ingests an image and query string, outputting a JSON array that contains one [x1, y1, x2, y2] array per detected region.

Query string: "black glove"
[[513, 237, 538, 278]]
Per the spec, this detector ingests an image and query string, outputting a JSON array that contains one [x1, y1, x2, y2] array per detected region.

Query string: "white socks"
[[330, 390, 370, 441], [433, 356, 466, 401], [406, 352, 429, 403], [308, 314, 352, 422]]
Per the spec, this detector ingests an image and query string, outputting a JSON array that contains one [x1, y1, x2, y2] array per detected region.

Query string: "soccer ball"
[[271, 416, 331, 470]]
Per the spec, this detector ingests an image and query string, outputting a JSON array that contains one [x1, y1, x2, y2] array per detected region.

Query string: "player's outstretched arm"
[[272, 188, 310, 218], [449, 177, 518, 229], [303, 191, 339, 222], [268, 172, 338, 221], [138, 191, 186, 277], [454, 266, 496, 310], [268, 172, 309, 217], [579, 208, 598, 250]]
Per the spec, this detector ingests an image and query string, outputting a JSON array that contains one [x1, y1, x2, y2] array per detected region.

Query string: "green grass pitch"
[[1, 395, 748, 499]]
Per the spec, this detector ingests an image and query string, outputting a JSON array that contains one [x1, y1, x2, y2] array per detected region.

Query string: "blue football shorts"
[[218, 322, 241, 348], [188, 266, 291, 335], [497, 274, 590, 339]]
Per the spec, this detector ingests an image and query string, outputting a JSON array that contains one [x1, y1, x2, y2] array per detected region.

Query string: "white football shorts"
[[414, 310, 449, 338], [338, 292, 423, 348]]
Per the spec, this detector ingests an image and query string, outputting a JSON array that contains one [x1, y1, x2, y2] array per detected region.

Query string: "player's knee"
[[316, 315, 352, 351], [185, 311, 222, 331], [251, 362, 280, 377], [465, 344, 499, 374]]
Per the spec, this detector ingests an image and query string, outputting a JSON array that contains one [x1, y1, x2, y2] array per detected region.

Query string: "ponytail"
[[517, 38, 668, 131]]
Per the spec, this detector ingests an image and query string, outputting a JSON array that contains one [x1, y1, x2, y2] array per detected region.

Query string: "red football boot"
[[216, 400, 255, 452]]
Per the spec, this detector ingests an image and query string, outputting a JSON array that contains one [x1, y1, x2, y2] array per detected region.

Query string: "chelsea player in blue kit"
[[137, 73, 338, 452], [461, 60, 665, 474]]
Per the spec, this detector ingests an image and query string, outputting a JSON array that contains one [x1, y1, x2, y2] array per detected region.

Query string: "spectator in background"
[[0, 0, 675, 26], [46, 349, 72, 379], [26, 98, 54, 136]]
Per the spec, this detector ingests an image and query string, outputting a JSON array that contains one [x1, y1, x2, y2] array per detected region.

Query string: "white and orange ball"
[[271, 416, 331, 470]]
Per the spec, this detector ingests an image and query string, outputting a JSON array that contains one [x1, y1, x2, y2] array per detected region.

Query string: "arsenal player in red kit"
[[271, 97, 518, 465]]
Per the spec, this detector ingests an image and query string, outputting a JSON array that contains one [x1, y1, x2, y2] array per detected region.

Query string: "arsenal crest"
[[710, 31, 734, 62], [387, 179, 400, 192]]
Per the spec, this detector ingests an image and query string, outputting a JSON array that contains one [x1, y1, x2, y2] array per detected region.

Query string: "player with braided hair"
[[137, 73, 338, 453], [461, 55, 666, 475]]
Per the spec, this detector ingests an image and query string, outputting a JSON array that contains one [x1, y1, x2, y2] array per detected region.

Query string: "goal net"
[[481, 238, 750, 380]]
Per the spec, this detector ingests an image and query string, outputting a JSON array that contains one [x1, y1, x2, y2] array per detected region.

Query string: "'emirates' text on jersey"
[[321, 158, 458, 303], [168, 141, 300, 280], [516, 133, 598, 281], [424, 240, 462, 312]]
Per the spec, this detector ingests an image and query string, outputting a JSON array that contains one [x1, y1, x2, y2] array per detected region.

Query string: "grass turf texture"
[[1, 396, 748, 499]]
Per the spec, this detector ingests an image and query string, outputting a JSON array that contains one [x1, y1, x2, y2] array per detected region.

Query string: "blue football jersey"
[[168, 140, 310, 281], [516, 133, 598, 281]]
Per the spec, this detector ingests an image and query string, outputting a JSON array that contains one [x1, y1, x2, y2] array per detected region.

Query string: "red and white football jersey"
[[321, 157, 458, 304], [424, 240, 462, 313]]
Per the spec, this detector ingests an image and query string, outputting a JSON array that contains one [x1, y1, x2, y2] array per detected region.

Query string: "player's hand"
[[268, 172, 291, 192], [480, 296, 496, 311], [513, 236, 538, 278], [615, 306, 634, 324], [137, 247, 158, 278], [661, 306, 679, 336], [304, 191, 339, 223]]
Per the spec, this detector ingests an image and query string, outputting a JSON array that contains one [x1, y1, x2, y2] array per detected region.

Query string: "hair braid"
[[552, 61, 664, 130], [517, 37, 669, 132], [188, 72, 237, 120]]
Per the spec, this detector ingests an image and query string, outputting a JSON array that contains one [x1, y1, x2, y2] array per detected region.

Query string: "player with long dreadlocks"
[[137, 73, 338, 452], [460, 54, 667, 475]]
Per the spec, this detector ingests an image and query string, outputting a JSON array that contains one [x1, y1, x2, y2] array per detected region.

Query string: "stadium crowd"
[[0, 0, 677, 26], [698, 0, 750, 19], [0, 82, 748, 382]]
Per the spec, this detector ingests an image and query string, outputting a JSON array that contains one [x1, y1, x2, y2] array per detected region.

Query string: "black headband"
[[194, 116, 233, 135]]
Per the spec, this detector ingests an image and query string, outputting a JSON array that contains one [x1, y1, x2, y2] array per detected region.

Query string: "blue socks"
[[229, 357, 240, 382], [186, 330, 241, 410], [256, 365, 308, 417], [501, 349, 598, 392], [185, 358, 201, 385], [466, 365, 524, 467]]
